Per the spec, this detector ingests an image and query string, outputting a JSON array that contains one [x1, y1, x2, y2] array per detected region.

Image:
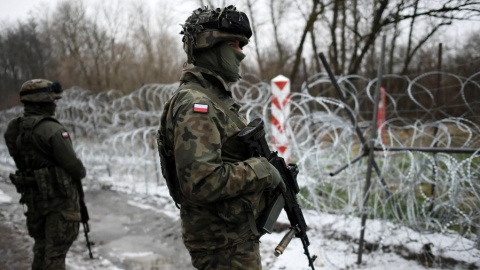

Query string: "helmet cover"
[[19, 79, 63, 103], [181, 5, 252, 64]]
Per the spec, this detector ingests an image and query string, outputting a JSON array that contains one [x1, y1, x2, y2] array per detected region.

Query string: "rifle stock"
[[238, 118, 317, 270]]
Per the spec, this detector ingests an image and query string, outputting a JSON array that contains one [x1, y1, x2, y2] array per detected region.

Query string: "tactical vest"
[[15, 116, 57, 170], [9, 116, 76, 200]]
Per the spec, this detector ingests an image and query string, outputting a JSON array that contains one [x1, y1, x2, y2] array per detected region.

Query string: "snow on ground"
[[0, 188, 11, 203], [1, 171, 479, 269], [79, 174, 480, 269]]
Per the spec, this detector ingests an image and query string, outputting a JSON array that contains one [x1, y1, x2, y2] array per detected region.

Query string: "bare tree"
[[130, 2, 156, 85], [270, 0, 293, 69], [129, 0, 184, 85], [245, 0, 265, 78], [323, 0, 480, 76], [446, 32, 480, 76], [0, 19, 55, 109], [51, 1, 95, 89], [289, 0, 325, 82], [96, 0, 133, 90]]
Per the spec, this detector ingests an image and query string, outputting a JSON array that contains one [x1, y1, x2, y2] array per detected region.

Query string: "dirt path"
[[82, 188, 193, 269], [0, 180, 193, 270]]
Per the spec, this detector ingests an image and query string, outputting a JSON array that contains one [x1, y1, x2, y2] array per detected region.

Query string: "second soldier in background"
[[4, 79, 86, 269]]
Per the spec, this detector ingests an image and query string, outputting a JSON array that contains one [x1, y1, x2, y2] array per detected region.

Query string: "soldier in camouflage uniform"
[[4, 79, 86, 270], [157, 6, 284, 270]]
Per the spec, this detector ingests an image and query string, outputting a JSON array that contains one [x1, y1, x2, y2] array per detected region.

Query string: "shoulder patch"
[[61, 131, 70, 139], [193, 103, 209, 113]]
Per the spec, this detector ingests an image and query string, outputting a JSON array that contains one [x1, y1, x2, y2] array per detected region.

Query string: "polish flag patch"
[[61, 132, 70, 139], [193, 103, 208, 113]]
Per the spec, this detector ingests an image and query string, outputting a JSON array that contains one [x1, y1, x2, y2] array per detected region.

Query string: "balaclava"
[[194, 42, 246, 83], [24, 102, 56, 117]]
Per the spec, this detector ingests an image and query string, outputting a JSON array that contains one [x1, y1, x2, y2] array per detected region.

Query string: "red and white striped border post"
[[271, 75, 291, 162], [377, 87, 387, 144]]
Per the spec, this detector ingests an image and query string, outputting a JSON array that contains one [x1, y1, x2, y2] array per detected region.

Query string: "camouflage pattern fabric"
[[19, 79, 62, 103], [190, 239, 261, 270], [187, 29, 249, 52], [158, 66, 278, 268], [4, 103, 85, 269], [25, 195, 80, 270], [4, 110, 86, 178], [181, 6, 251, 64]]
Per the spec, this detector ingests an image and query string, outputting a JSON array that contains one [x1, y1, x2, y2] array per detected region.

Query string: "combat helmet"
[[181, 5, 252, 64], [19, 79, 63, 103]]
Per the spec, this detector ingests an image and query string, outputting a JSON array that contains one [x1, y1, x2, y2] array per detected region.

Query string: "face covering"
[[24, 102, 56, 116], [194, 42, 246, 82]]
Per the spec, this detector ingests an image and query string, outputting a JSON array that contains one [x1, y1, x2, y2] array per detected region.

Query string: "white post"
[[271, 75, 291, 162]]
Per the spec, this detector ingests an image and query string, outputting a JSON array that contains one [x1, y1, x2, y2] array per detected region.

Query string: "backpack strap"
[[11, 116, 64, 200], [15, 116, 60, 169]]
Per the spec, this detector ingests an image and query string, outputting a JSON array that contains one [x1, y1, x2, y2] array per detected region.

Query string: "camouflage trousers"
[[24, 195, 80, 270], [189, 239, 262, 270]]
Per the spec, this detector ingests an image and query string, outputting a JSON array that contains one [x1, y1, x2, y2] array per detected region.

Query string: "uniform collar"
[[179, 66, 240, 112], [180, 66, 230, 91]]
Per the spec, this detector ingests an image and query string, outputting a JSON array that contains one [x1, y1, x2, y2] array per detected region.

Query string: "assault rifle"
[[238, 118, 317, 270], [75, 180, 94, 259]]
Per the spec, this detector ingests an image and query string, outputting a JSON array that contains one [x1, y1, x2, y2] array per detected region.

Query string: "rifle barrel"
[[83, 222, 94, 259]]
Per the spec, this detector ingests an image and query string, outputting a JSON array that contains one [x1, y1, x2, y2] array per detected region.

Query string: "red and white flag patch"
[[61, 132, 70, 139], [193, 103, 208, 113]]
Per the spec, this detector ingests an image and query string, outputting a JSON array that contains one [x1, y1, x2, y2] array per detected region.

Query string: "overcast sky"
[[0, 0, 62, 22], [2, 1, 478, 33], [0, 0, 199, 23]]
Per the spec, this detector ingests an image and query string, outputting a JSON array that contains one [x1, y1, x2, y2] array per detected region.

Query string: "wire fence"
[[1, 71, 479, 261]]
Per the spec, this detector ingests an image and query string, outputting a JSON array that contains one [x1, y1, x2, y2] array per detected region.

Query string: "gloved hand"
[[268, 163, 286, 192]]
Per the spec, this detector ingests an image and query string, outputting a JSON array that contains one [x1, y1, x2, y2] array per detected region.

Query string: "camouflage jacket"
[[4, 110, 86, 204], [5, 113, 86, 178], [158, 66, 276, 252]]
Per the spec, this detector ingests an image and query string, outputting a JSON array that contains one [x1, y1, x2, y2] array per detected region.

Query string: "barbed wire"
[[1, 71, 479, 264]]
